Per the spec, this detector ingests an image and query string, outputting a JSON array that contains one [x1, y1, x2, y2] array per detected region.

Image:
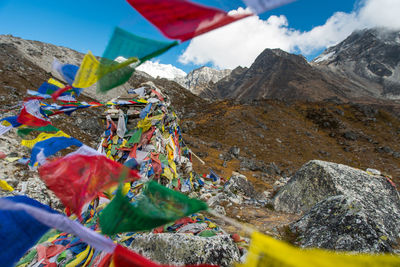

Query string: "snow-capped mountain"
[[136, 61, 232, 96], [176, 66, 232, 95], [136, 61, 186, 80]]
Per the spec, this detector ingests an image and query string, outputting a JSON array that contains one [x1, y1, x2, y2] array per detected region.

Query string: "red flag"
[[38, 154, 141, 217], [126, 0, 252, 42], [51, 86, 73, 101], [17, 100, 51, 127], [113, 245, 219, 267], [113, 244, 163, 267]]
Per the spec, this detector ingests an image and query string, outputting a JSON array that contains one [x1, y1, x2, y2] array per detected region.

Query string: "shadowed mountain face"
[[208, 48, 362, 102], [313, 28, 400, 99], [208, 28, 400, 103]]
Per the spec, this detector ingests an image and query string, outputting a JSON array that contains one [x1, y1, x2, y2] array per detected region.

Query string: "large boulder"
[[129, 233, 240, 267], [290, 195, 398, 252], [274, 160, 400, 252], [273, 160, 399, 214]]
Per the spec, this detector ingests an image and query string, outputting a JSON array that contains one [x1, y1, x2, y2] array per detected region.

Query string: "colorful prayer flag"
[[17, 100, 51, 127], [102, 27, 178, 62], [17, 125, 59, 138], [238, 231, 400, 267], [52, 59, 80, 86], [38, 154, 141, 217], [30, 136, 82, 167], [0, 196, 57, 267], [21, 130, 70, 149], [0, 196, 116, 257], [242, 0, 296, 15], [97, 27, 178, 93], [99, 181, 207, 235], [72, 51, 101, 88], [126, 0, 252, 42]]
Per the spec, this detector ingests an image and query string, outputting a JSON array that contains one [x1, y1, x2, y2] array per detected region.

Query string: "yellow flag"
[[162, 167, 174, 181], [238, 231, 400, 267], [73, 51, 100, 88], [48, 78, 64, 88], [137, 114, 164, 132], [72, 51, 139, 89], [0, 180, 14, 191], [21, 131, 70, 149]]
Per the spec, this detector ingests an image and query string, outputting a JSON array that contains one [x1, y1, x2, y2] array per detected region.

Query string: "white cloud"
[[179, 0, 400, 69]]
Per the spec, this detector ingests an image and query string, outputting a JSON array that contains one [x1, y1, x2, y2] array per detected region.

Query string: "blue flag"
[[0, 196, 56, 267], [30, 137, 82, 166]]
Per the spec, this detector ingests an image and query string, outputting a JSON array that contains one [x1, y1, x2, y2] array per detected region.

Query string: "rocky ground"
[[2, 34, 400, 265]]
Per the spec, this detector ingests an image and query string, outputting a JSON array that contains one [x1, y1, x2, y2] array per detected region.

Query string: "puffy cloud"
[[178, 0, 400, 69]]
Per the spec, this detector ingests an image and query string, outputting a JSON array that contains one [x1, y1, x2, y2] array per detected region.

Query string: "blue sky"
[[0, 0, 358, 72]]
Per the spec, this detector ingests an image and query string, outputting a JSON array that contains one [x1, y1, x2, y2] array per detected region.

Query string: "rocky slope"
[[313, 28, 400, 100]]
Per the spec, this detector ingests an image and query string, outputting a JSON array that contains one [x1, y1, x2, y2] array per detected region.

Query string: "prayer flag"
[[30, 136, 82, 167], [239, 231, 400, 267], [37, 81, 59, 95], [0, 196, 116, 262], [0, 196, 56, 267], [17, 125, 59, 138], [38, 154, 141, 217], [72, 51, 101, 88], [126, 0, 252, 42], [17, 100, 51, 127], [21, 130, 70, 149], [99, 181, 207, 235], [242, 0, 296, 15], [52, 59, 79, 86], [97, 27, 178, 93]]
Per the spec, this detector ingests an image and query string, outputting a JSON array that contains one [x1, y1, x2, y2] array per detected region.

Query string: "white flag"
[[242, 0, 295, 14]]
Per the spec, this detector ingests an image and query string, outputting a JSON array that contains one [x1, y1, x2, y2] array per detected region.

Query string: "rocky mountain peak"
[[175, 65, 231, 96], [313, 27, 400, 99]]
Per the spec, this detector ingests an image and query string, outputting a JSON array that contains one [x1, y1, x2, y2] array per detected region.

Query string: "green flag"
[[99, 181, 208, 235], [127, 128, 142, 145], [97, 27, 178, 93], [17, 125, 59, 138]]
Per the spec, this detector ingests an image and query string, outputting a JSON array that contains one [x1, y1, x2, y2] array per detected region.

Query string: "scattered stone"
[[130, 233, 240, 267], [376, 146, 393, 153], [343, 131, 358, 141], [210, 142, 222, 149], [214, 205, 226, 216], [224, 172, 258, 199], [228, 146, 240, 158]]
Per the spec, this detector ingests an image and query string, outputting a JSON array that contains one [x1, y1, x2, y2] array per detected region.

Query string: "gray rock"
[[228, 146, 240, 158], [17, 177, 63, 210], [273, 160, 399, 214], [224, 172, 258, 199], [376, 146, 393, 153], [239, 157, 266, 172], [291, 195, 398, 252], [130, 233, 240, 267], [274, 160, 400, 252], [214, 205, 226, 215], [343, 131, 358, 141]]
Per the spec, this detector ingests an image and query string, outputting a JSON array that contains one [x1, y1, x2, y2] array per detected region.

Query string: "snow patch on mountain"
[[137, 61, 186, 80], [314, 51, 335, 63]]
